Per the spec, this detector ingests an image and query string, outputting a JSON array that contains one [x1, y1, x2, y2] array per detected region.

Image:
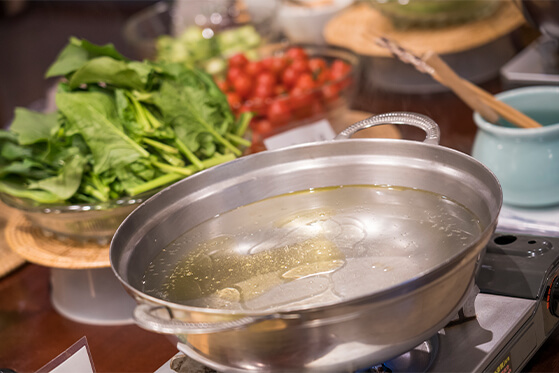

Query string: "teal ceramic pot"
[[472, 86, 559, 207]]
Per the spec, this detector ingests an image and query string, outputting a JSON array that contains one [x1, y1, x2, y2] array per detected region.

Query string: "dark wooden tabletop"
[[0, 2, 558, 373]]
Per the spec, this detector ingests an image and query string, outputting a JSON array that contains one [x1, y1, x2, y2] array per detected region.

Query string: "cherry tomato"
[[267, 100, 291, 126], [270, 56, 288, 76], [246, 97, 268, 117], [294, 73, 316, 92], [232, 73, 253, 99], [215, 79, 232, 93], [308, 57, 327, 72], [256, 71, 277, 89], [253, 119, 273, 135], [229, 53, 249, 68], [253, 84, 275, 99], [330, 60, 352, 80], [286, 47, 308, 61], [321, 83, 340, 103], [290, 58, 310, 75], [227, 66, 244, 83], [226, 92, 242, 109], [245, 61, 264, 77], [281, 67, 300, 89], [289, 87, 315, 119], [314, 68, 331, 85]]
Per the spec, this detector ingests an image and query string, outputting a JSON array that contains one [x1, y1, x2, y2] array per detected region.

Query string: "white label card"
[[263, 119, 336, 150], [35, 337, 96, 373]]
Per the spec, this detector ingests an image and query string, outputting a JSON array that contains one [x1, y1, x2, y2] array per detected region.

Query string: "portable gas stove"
[[155, 231, 559, 373], [501, 35, 559, 86]]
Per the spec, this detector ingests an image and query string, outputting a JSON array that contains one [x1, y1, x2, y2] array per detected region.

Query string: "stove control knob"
[[548, 275, 559, 317]]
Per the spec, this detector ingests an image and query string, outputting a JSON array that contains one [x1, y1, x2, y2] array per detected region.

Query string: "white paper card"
[[263, 119, 336, 150], [36, 337, 95, 373]]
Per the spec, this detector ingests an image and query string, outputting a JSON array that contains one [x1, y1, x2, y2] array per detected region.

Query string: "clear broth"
[[142, 185, 483, 311]]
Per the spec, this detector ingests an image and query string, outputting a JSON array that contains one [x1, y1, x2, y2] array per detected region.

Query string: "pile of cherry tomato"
[[215, 47, 353, 137]]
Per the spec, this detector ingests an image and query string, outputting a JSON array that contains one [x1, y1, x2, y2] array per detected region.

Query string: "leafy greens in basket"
[[0, 37, 252, 205]]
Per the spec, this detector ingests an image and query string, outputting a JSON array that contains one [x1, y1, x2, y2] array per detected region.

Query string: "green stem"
[[235, 111, 253, 137], [83, 185, 108, 202], [152, 161, 194, 176], [126, 92, 151, 131], [129, 153, 236, 196], [128, 172, 184, 196], [225, 132, 251, 148], [143, 105, 164, 129], [143, 137, 179, 154], [175, 138, 203, 170]]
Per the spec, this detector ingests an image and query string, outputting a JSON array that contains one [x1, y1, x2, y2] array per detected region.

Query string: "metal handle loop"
[[335, 112, 441, 145], [133, 303, 269, 334]]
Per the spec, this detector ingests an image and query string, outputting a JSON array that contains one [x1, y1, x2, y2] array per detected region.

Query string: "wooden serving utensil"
[[370, 34, 542, 129]]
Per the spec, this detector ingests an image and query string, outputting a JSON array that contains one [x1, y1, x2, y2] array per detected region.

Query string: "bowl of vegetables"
[[0, 37, 252, 245], [214, 44, 359, 153], [123, 0, 279, 75]]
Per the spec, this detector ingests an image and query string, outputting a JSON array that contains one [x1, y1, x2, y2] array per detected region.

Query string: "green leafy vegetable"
[[0, 37, 252, 205]]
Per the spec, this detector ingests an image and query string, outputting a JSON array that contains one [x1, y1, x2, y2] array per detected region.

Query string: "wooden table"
[[0, 2, 558, 372]]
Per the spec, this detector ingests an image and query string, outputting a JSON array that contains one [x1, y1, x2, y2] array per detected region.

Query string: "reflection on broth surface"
[[142, 185, 483, 311]]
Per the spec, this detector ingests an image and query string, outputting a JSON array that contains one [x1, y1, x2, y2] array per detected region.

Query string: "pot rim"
[[473, 85, 559, 137], [111, 137, 502, 317]]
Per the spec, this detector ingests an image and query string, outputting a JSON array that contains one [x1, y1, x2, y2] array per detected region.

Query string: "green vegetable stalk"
[[0, 37, 253, 205]]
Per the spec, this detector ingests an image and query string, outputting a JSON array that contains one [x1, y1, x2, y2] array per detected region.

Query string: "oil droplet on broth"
[[142, 185, 483, 312]]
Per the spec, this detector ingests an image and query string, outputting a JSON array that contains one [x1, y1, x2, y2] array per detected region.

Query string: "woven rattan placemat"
[[0, 205, 26, 278], [5, 212, 110, 270], [325, 1, 525, 57]]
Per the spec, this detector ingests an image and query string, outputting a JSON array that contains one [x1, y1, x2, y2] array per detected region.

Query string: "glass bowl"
[[0, 190, 157, 245], [368, 0, 501, 29], [123, 0, 279, 67], [218, 44, 360, 153]]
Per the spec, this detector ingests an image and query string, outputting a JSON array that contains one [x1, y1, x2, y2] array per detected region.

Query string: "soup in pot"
[[142, 185, 483, 311]]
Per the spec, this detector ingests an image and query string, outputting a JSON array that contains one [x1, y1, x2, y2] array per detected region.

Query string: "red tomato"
[[270, 56, 288, 76], [290, 87, 315, 108], [290, 58, 310, 75], [260, 57, 274, 71], [227, 66, 244, 83], [246, 97, 268, 117], [256, 71, 277, 89], [330, 59, 352, 80], [267, 100, 291, 126], [229, 53, 249, 68], [281, 67, 300, 89], [253, 84, 275, 99], [308, 57, 327, 72], [274, 84, 287, 97], [286, 47, 308, 61], [245, 61, 263, 77], [321, 83, 340, 103], [294, 73, 316, 92], [231, 73, 253, 99], [253, 119, 273, 135], [289, 87, 315, 119], [226, 92, 242, 109], [215, 79, 231, 93], [314, 68, 331, 85]]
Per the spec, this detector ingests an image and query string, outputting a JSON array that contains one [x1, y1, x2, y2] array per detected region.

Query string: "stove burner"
[[358, 335, 439, 373]]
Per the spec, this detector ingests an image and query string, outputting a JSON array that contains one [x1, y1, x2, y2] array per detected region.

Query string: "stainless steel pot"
[[110, 112, 502, 373]]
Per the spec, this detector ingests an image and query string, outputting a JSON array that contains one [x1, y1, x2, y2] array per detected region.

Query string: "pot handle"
[[133, 303, 277, 334], [335, 112, 440, 145]]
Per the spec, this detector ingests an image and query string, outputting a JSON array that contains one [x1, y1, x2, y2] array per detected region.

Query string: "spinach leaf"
[[28, 153, 87, 200], [46, 36, 127, 78], [0, 178, 62, 204], [56, 91, 148, 174], [68, 57, 150, 91], [10, 108, 59, 145]]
